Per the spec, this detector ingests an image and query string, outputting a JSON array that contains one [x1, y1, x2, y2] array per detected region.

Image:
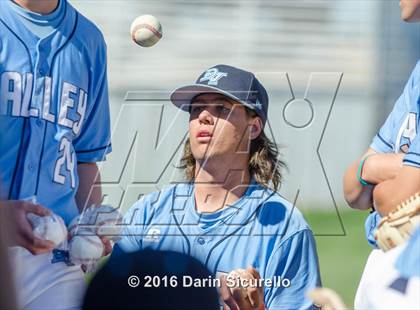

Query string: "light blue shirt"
[[395, 226, 420, 278], [8, 0, 65, 39], [365, 61, 420, 247], [117, 181, 321, 309], [0, 0, 112, 224]]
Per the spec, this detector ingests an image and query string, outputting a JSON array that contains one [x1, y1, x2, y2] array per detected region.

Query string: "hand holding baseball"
[[3, 200, 55, 254], [220, 267, 265, 310], [27, 212, 67, 247], [68, 205, 122, 271], [307, 288, 347, 310]]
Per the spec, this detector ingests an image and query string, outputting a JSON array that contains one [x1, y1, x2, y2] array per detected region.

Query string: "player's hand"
[[3, 200, 55, 254], [99, 236, 113, 256], [80, 236, 112, 273], [220, 267, 265, 310]]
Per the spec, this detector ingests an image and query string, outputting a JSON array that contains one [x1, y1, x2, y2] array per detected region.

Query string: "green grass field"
[[305, 209, 372, 308]]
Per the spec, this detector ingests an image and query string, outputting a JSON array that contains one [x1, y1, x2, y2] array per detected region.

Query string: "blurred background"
[[72, 0, 419, 307]]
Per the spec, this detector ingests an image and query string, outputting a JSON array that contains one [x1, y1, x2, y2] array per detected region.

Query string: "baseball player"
[[0, 0, 112, 309], [115, 65, 321, 309], [307, 192, 420, 310], [308, 230, 420, 310], [361, 224, 420, 310], [342, 1, 420, 308]]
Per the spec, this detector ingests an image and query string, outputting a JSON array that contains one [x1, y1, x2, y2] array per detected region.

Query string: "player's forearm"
[[343, 151, 404, 210], [361, 153, 404, 184], [76, 163, 102, 213], [343, 148, 378, 210], [343, 160, 374, 210], [373, 165, 420, 216], [373, 182, 403, 216]]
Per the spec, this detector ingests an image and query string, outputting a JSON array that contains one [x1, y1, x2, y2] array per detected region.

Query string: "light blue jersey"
[[0, 0, 112, 224], [117, 181, 321, 310], [366, 60, 420, 246], [8, 0, 65, 39], [395, 225, 420, 278]]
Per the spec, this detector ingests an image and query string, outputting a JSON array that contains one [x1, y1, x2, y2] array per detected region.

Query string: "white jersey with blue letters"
[[117, 181, 321, 310]]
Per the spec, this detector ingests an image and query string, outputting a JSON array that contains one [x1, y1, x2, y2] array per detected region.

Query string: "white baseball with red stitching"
[[130, 14, 163, 47]]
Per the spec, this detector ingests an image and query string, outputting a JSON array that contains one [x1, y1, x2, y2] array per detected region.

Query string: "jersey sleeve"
[[264, 229, 321, 310], [73, 39, 112, 163], [370, 62, 419, 153], [365, 136, 419, 247], [364, 211, 381, 248], [370, 94, 405, 153], [403, 133, 420, 168]]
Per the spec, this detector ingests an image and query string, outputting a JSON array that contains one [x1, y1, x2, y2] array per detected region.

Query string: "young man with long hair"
[[116, 65, 321, 310]]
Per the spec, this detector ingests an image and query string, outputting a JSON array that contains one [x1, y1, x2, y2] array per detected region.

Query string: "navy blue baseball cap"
[[170, 64, 269, 125]]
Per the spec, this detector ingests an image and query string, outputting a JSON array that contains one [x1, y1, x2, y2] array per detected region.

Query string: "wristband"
[[357, 155, 375, 186]]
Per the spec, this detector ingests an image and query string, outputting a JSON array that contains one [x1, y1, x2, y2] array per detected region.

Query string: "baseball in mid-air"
[[130, 14, 162, 47]]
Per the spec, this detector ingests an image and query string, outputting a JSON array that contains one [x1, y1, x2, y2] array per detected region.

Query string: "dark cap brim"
[[170, 84, 256, 112]]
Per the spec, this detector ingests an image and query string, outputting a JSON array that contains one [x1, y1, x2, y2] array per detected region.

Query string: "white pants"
[[354, 249, 387, 309], [354, 246, 419, 310], [9, 247, 86, 310]]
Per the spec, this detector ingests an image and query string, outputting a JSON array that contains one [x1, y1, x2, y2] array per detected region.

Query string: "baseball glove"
[[375, 193, 420, 252]]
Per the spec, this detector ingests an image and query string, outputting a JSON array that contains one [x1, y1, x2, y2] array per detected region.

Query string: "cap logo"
[[255, 99, 262, 109], [199, 68, 228, 86]]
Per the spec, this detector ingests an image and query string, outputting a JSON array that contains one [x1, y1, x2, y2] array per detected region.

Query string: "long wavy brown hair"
[[179, 109, 286, 191]]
